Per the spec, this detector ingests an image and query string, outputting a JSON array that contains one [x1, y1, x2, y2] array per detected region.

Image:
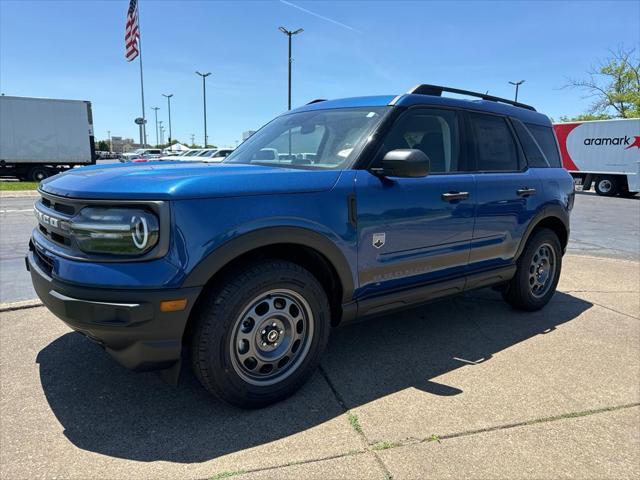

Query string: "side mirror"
[[371, 149, 430, 178]]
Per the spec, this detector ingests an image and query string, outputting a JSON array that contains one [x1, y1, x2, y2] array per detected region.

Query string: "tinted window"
[[526, 124, 562, 167], [379, 109, 462, 173], [511, 118, 549, 167], [469, 113, 519, 171]]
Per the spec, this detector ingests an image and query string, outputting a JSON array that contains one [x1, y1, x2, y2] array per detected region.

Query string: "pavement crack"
[[318, 365, 395, 480]]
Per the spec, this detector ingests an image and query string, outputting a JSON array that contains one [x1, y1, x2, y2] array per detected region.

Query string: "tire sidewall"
[[197, 262, 330, 406]]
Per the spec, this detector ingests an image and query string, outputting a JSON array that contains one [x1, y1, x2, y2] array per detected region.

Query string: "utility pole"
[[278, 26, 304, 110], [509, 80, 525, 102], [195, 71, 211, 146], [162, 93, 173, 145], [151, 107, 160, 147], [107, 130, 112, 152], [190, 134, 195, 146]]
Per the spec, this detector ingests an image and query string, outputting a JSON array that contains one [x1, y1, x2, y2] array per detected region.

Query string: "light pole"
[[190, 134, 195, 146], [509, 80, 525, 102], [278, 27, 303, 110], [162, 93, 173, 145], [151, 107, 160, 147], [158, 121, 164, 146], [195, 71, 211, 146], [107, 130, 112, 152]]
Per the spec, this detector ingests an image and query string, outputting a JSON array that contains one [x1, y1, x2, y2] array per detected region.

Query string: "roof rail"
[[306, 98, 327, 105], [407, 84, 536, 111]]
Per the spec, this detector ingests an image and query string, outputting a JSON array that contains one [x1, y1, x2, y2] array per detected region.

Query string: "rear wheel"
[[594, 175, 620, 197], [190, 259, 331, 408], [502, 228, 562, 311], [27, 166, 50, 182]]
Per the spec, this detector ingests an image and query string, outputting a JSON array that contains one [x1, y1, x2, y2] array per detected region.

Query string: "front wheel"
[[502, 228, 562, 311], [190, 259, 331, 408]]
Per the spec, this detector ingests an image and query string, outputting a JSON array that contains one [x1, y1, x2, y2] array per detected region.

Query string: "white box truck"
[[0, 95, 95, 181], [554, 118, 639, 196]]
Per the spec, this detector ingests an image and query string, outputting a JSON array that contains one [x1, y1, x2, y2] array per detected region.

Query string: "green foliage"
[[566, 46, 640, 119], [559, 113, 613, 122], [96, 140, 110, 151]]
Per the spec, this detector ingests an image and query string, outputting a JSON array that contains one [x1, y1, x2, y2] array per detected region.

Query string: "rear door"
[[355, 107, 476, 299], [466, 111, 544, 272]]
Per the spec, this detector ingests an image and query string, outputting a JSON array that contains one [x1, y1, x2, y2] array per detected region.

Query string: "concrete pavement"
[[1, 254, 638, 479]]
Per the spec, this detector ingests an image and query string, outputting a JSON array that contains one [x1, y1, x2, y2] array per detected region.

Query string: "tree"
[[565, 46, 640, 120], [97, 140, 109, 151]]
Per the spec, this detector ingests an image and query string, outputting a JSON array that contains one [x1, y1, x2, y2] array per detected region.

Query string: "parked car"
[[120, 148, 163, 162], [28, 84, 574, 408], [201, 148, 235, 163]]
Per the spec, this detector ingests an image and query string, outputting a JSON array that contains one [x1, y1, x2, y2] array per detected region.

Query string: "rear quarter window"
[[525, 124, 562, 167], [511, 118, 549, 167]]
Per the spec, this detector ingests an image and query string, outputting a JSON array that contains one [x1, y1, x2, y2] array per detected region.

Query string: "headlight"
[[71, 207, 159, 256]]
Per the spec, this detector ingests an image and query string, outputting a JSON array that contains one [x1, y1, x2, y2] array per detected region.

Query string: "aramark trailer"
[[553, 118, 639, 196], [0, 96, 95, 181]]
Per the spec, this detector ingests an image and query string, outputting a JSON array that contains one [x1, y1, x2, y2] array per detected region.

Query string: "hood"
[[40, 162, 343, 200]]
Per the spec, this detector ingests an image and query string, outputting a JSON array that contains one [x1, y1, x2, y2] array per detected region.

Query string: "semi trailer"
[[554, 118, 639, 196], [0, 95, 95, 181]]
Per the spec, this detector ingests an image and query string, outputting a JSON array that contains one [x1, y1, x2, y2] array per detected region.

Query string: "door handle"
[[441, 191, 470, 202], [517, 188, 537, 197]]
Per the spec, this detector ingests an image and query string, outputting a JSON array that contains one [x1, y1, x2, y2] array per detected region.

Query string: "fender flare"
[[514, 205, 570, 259], [181, 226, 355, 302]]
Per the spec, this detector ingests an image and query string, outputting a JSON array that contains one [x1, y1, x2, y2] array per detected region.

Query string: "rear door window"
[[469, 113, 520, 172], [525, 124, 562, 167]]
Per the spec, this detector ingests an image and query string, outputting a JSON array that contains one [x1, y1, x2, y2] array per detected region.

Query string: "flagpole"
[[137, 1, 147, 147]]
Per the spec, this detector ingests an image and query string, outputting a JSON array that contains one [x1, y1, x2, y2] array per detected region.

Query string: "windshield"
[[224, 107, 389, 170], [184, 150, 202, 157]]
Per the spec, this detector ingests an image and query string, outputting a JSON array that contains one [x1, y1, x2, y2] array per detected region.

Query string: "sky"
[[1, 0, 639, 147]]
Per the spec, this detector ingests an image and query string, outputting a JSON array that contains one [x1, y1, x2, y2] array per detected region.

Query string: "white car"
[[200, 148, 235, 163], [120, 148, 163, 162]]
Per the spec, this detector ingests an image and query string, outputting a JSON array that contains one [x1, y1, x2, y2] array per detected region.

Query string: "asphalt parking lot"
[[0, 191, 639, 479]]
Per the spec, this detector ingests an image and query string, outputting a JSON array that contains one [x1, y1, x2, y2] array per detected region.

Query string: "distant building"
[[242, 130, 256, 141], [110, 136, 139, 153]]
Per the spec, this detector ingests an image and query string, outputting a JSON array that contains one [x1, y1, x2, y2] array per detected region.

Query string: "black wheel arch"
[[515, 205, 570, 259], [182, 226, 355, 304]]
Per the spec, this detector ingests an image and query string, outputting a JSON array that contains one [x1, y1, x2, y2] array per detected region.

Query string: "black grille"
[[34, 245, 54, 274]]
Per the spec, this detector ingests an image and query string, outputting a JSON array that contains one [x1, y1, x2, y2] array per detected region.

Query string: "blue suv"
[[28, 85, 574, 408]]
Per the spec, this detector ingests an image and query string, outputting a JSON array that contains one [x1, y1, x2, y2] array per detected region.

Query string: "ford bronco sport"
[[28, 84, 574, 408]]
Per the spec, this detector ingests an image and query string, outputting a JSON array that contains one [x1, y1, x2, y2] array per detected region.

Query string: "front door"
[[355, 108, 476, 300]]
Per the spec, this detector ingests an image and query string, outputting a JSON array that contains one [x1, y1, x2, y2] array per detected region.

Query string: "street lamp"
[[158, 121, 164, 146], [195, 71, 211, 146], [151, 107, 160, 147], [509, 80, 525, 102], [162, 93, 173, 145], [278, 26, 303, 110], [107, 130, 112, 152]]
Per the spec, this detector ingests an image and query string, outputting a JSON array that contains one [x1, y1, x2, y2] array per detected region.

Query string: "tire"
[[502, 228, 562, 311], [27, 166, 50, 182], [594, 175, 620, 197], [190, 259, 331, 408]]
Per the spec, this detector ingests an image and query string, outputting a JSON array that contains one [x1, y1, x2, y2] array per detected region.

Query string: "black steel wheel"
[[502, 228, 562, 311], [190, 259, 331, 408]]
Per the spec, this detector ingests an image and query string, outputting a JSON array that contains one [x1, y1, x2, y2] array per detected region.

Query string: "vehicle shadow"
[[36, 290, 592, 463]]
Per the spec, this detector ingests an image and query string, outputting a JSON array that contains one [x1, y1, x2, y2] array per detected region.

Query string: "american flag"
[[125, 0, 140, 62]]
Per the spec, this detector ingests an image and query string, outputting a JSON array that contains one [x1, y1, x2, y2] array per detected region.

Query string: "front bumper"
[[26, 249, 202, 372]]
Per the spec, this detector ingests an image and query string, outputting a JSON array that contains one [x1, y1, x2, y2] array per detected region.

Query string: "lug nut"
[[274, 342, 278, 347], [261, 329, 266, 334], [272, 322, 276, 327], [262, 342, 267, 346]]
